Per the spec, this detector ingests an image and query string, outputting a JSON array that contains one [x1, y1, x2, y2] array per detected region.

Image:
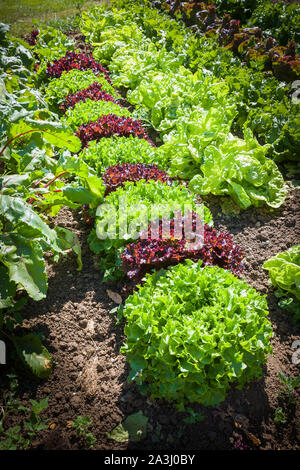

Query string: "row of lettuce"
[[75, 0, 298, 407], [244, 0, 299, 48], [37, 31, 274, 410], [187, 0, 300, 48], [0, 2, 298, 411], [86, 0, 300, 173], [78, 0, 291, 211], [154, 1, 300, 82]]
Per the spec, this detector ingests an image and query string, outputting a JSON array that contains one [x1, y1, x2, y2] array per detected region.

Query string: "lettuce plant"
[[109, 42, 185, 90], [88, 180, 212, 280], [121, 217, 244, 285], [24, 30, 39, 47], [120, 260, 273, 409], [188, 129, 286, 209], [79, 137, 162, 175], [44, 69, 118, 108], [33, 27, 76, 63], [92, 23, 148, 65], [64, 99, 132, 131], [59, 82, 117, 113], [80, 5, 138, 45], [263, 246, 300, 325], [102, 163, 172, 195], [46, 51, 111, 83], [263, 246, 300, 300], [76, 114, 153, 147]]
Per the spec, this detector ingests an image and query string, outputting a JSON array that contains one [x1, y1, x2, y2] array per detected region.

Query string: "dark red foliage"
[[59, 82, 117, 113], [25, 30, 39, 46], [102, 163, 172, 195], [160, 1, 300, 81], [121, 212, 244, 286], [76, 114, 154, 147], [46, 51, 111, 83]]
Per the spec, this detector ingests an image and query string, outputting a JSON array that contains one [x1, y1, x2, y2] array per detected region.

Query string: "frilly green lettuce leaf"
[[189, 130, 286, 209], [263, 246, 300, 300], [121, 261, 273, 408]]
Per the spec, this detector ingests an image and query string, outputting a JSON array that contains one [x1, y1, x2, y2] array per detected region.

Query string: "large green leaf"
[[0, 174, 31, 190], [0, 195, 58, 246], [58, 152, 97, 179], [0, 233, 47, 301], [106, 411, 148, 443], [0, 264, 16, 308], [54, 226, 82, 271], [9, 119, 81, 153], [63, 186, 101, 205], [263, 245, 300, 300], [12, 333, 52, 378]]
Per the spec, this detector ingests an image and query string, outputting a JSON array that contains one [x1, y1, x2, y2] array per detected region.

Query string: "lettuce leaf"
[[189, 129, 286, 209], [263, 246, 300, 301], [63, 99, 132, 131]]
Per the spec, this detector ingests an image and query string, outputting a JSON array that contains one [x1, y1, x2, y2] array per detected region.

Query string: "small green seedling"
[[183, 407, 204, 424], [72, 415, 96, 449], [274, 407, 287, 425], [277, 372, 300, 405]]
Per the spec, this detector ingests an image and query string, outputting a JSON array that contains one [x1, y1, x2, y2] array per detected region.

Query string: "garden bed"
[[3, 187, 299, 450], [0, 0, 299, 452]]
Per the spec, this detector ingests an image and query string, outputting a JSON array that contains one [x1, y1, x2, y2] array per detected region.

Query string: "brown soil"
[[1, 32, 300, 453]]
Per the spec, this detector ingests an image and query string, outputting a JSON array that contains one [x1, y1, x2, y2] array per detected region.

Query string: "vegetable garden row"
[[0, 0, 299, 450]]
